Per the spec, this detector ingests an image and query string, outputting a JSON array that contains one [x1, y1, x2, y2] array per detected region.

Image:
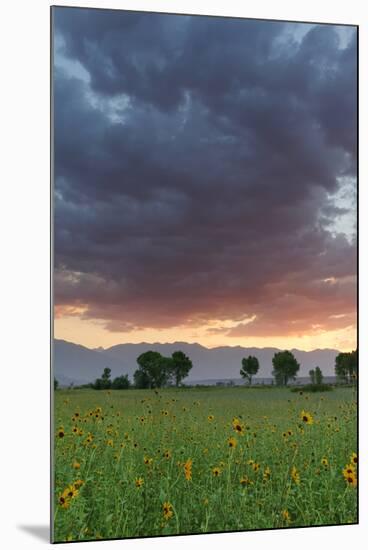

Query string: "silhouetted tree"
[[54, 378, 59, 391], [335, 350, 357, 383], [101, 367, 111, 386], [170, 351, 193, 386], [135, 351, 170, 389], [272, 350, 300, 386], [315, 366, 323, 385], [133, 368, 151, 389], [309, 366, 323, 386], [94, 367, 112, 389], [240, 356, 259, 385], [112, 374, 131, 389]]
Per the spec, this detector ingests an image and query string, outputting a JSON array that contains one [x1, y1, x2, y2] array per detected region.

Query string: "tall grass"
[[53, 386, 357, 542]]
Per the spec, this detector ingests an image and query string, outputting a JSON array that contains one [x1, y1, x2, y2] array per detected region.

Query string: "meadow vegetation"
[[53, 385, 357, 542]]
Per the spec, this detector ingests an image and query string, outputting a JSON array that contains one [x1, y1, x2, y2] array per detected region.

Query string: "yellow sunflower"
[[135, 477, 144, 488], [58, 495, 70, 509], [300, 410, 313, 425], [232, 417, 245, 435], [342, 464, 356, 479], [347, 475, 357, 487], [351, 452, 358, 465], [240, 475, 252, 486], [291, 466, 300, 485], [57, 427, 65, 439], [85, 433, 94, 444], [63, 484, 79, 499], [73, 479, 84, 489], [184, 458, 193, 481], [163, 501, 173, 520]]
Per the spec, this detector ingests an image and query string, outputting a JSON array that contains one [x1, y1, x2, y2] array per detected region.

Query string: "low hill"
[[53, 339, 339, 386]]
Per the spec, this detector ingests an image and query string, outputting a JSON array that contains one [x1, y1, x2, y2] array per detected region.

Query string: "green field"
[[53, 386, 357, 542]]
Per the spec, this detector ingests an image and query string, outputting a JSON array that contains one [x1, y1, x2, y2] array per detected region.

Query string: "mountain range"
[[53, 339, 339, 386]]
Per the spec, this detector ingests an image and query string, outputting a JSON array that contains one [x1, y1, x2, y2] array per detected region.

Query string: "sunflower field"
[[53, 386, 357, 542]]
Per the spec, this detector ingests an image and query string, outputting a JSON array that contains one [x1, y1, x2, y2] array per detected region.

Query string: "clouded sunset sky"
[[53, 8, 357, 351]]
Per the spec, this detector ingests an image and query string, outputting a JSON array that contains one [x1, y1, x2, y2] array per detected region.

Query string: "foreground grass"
[[53, 386, 357, 542]]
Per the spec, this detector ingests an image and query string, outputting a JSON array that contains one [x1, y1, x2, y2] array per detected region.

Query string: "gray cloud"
[[53, 8, 357, 337]]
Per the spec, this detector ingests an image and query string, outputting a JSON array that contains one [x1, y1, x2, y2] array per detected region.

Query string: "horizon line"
[[54, 337, 346, 354]]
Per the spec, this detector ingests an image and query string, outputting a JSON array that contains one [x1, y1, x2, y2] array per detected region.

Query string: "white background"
[[0, 0, 366, 548]]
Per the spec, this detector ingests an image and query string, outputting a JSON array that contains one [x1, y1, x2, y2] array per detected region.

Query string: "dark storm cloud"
[[53, 8, 357, 336]]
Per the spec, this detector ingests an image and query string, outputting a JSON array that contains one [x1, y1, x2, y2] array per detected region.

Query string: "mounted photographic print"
[[51, 5, 358, 543]]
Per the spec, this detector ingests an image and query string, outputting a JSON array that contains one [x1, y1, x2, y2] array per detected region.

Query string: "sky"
[[53, 8, 357, 352]]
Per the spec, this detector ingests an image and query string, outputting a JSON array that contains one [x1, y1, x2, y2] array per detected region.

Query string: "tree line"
[[240, 350, 301, 386], [240, 349, 357, 386], [71, 350, 193, 390], [54, 348, 357, 390]]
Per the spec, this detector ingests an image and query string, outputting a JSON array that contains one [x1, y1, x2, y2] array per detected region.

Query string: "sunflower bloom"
[[343, 463, 355, 476], [232, 417, 245, 435], [67, 485, 79, 499], [300, 410, 313, 425], [135, 477, 144, 488], [57, 427, 65, 439], [163, 501, 173, 520], [291, 466, 300, 485], [282, 509, 291, 524], [212, 466, 221, 477], [351, 452, 358, 465], [227, 436, 237, 449], [345, 473, 357, 488], [58, 495, 70, 509], [343, 462, 357, 488], [240, 475, 252, 486], [73, 479, 84, 489], [184, 459, 193, 481], [60, 484, 79, 504], [85, 433, 94, 444]]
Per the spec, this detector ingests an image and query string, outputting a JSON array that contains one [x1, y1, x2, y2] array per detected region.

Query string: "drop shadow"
[[17, 525, 50, 543]]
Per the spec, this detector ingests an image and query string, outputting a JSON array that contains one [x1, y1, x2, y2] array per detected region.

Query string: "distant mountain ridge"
[[53, 339, 340, 386]]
